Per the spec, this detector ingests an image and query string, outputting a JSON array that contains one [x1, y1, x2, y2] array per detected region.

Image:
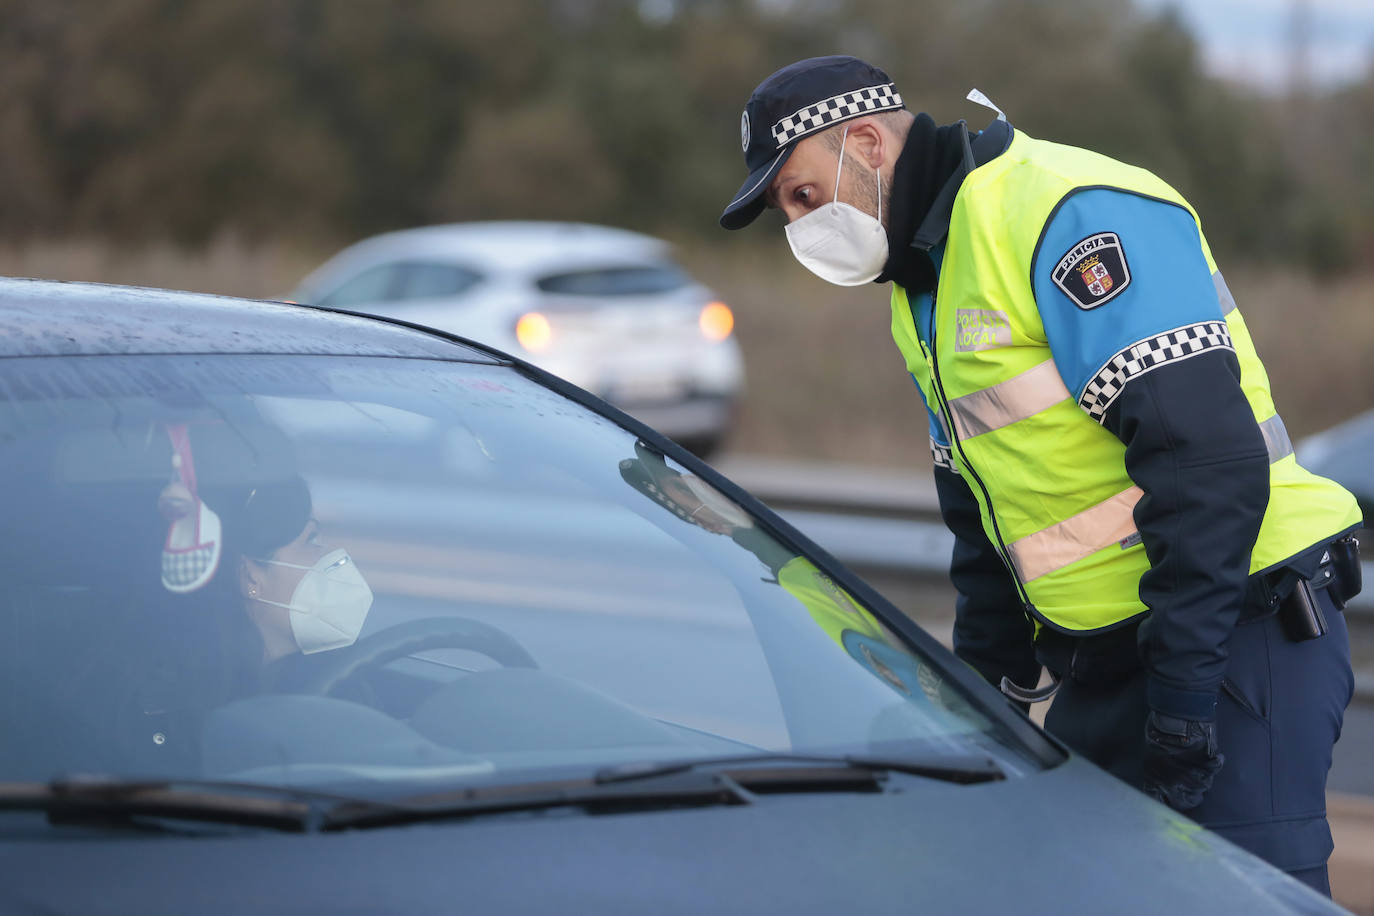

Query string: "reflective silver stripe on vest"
[[1213, 270, 1237, 316], [947, 359, 1070, 440], [1007, 413, 1293, 583], [936, 410, 952, 444], [1007, 486, 1143, 583], [1259, 413, 1293, 463]]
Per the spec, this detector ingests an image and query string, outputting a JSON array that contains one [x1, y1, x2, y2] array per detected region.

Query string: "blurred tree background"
[[1, 0, 1371, 460], [3, 0, 1372, 269]]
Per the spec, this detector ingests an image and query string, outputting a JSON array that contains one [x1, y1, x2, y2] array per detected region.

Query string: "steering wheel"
[[295, 616, 539, 698]]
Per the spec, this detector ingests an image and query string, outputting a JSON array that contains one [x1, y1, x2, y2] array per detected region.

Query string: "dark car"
[[0, 279, 1337, 914]]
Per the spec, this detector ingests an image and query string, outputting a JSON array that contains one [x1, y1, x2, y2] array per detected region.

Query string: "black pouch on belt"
[[1327, 534, 1362, 609], [1267, 535, 1360, 641], [1278, 576, 1327, 642]]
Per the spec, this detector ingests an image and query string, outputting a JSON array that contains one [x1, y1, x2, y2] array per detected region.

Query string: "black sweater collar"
[[878, 117, 1013, 293]]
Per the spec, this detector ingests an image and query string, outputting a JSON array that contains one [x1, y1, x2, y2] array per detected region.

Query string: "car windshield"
[[0, 353, 1036, 797]]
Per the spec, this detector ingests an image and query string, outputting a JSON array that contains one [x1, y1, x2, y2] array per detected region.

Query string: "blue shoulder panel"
[[903, 367, 945, 445], [1031, 188, 1225, 406], [911, 376, 948, 445], [902, 286, 949, 446]]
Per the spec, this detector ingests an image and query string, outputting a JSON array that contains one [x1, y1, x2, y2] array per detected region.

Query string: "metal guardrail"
[[715, 455, 1374, 708], [714, 455, 1374, 613], [713, 456, 949, 574], [714, 456, 942, 520]]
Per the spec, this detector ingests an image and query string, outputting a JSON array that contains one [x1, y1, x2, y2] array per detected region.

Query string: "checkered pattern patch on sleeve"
[[771, 84, 903, 148], [1078, 321, 1234, 422], [930, 437, 958, 474]]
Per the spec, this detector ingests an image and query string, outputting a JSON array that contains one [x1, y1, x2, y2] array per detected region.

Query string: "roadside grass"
[[2, 236, 1369, 464]]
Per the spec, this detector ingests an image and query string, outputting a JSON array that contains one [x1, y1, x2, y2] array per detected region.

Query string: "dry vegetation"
[[684, 239, 1374, 462], [1, 236, 1369, 467], [0, 236, 319, 300]]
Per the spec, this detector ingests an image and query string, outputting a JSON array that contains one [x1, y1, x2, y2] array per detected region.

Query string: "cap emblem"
[[740, 110, 750, 153]]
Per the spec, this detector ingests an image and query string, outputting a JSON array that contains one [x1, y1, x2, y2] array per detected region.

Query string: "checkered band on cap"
[[162, 545, 217, 588], [771, 83, 903, 148], [1079, 321, 1234, 422]]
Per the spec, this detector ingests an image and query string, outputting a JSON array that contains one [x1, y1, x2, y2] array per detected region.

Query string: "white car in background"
[[291, 221, 744, 455]]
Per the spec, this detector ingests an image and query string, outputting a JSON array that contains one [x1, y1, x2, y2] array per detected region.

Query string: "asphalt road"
[[1335, 704, 1374, 796]]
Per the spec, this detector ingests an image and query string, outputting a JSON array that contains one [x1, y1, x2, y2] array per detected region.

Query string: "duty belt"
[[1243, 537, 1350, 622], [1008, 535, 1362, 703]]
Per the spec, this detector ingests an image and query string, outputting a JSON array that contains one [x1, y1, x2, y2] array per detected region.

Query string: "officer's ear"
[[846, 119, 886, 170]]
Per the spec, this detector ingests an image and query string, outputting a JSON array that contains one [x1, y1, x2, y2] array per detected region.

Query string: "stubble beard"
[[839, 151, 890, 232]]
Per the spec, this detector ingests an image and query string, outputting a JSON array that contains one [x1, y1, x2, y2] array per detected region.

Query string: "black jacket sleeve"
[[1102, 348, 1270, 721], [934, 464, 1041, 691]]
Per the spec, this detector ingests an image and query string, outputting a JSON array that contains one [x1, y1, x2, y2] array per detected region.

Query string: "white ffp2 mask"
[[254, 549, 374, 654], [784, 126, 889, 286]]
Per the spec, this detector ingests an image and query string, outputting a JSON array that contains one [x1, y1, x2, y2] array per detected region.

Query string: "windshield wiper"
[[0, 775, 400, 833], [322, 769, 756, 832], [323, 752, 1004, 832], [593, 751, 1006, 787], [2, 754, 1004, 834]]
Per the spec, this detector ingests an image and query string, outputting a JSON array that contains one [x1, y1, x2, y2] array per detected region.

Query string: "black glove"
[[1143, 710, 1224, 811]]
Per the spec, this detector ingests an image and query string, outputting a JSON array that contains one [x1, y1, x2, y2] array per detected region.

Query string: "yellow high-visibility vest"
[[889, 129, 1361, 634]]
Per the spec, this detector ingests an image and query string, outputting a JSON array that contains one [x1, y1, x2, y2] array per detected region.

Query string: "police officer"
[[719, 55, 1363, 895]]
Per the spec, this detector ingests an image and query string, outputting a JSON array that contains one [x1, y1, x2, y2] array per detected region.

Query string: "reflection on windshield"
[[0, 354, 1020, 795], [618, 441, 983, 731]]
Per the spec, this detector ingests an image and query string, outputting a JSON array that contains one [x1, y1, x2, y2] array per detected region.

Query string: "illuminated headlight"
[[699, 302, 734, 342], [515, 312, 553, 353]]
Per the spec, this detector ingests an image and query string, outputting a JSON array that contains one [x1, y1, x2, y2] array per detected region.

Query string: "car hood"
[[0, 757, 1335, 914]]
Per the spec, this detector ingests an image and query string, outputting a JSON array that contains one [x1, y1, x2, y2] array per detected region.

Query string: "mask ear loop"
[[833, 123, 883, 229], [875, 150, 882, 229], [831, 125, 850, 211]]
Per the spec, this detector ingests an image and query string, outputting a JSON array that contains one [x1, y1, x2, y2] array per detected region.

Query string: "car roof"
[[321, 221, 673, 275], [0, 277, 502, 361]]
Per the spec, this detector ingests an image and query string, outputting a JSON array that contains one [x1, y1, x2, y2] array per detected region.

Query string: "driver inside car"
[[156, 416, 373, 696], [236, 484, 373, 667]]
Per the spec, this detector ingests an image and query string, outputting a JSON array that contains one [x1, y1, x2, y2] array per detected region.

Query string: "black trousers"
[[1043, 585, 1354, 897]]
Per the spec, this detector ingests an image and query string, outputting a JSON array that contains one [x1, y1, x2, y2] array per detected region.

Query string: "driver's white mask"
[[784, 125, 889, 287], [254, 549, 374, 654]]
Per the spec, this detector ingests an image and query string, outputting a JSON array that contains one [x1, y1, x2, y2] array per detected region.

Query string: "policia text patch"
[[1052, 232, 1131, 309]]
